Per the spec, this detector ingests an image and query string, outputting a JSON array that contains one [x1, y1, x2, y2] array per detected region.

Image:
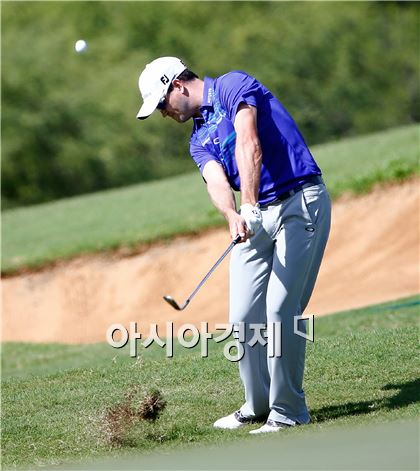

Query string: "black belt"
[[263, 175, 324, 206]]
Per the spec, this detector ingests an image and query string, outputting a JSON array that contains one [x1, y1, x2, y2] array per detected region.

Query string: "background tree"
[[2, 1, 418, 208]]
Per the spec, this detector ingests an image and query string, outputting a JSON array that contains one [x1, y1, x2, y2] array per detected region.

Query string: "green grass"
[[2, 295, 419, 470], [2, 124, 419, 273], [315, 124, 420, 199]]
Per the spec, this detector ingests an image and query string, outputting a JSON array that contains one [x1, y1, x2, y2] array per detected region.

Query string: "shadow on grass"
[[311, 378, 420, 423]]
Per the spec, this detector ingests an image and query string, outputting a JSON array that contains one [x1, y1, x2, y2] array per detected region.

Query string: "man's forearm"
[[206, 178, 237, 221], [202, 160, 249, 241], [233, 104, 262, 206], [235, 137, 262, 206]]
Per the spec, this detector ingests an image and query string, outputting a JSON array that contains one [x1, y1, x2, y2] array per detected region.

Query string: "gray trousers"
[[229, 182, 331, 425]]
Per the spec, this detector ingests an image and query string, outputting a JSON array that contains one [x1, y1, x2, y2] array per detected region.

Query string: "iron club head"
[[163, 295, 187, 311]]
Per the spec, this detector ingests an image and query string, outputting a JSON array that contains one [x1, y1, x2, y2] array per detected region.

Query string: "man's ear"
[[172, 78, 183, 92]]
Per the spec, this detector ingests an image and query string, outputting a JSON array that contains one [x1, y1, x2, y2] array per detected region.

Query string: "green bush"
[[2, 2, 419, 208]]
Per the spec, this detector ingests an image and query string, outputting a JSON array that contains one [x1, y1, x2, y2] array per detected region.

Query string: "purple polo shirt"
[[189, 71, 321, 205]]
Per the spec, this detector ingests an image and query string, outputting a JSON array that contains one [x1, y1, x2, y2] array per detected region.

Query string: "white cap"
[[136, 57, 187, 120]]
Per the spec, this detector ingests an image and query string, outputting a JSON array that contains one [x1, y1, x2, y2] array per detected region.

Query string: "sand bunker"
[[2, 179, 419, 343]]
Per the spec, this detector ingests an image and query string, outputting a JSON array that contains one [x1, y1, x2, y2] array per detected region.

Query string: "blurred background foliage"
[[2, 1, 419, 208]]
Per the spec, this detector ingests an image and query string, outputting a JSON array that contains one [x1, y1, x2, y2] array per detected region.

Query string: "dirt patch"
[[2, 179, 419, 343], [102, 387, 166, 446]]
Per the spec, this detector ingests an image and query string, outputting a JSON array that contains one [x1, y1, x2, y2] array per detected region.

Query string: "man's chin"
[[175, 115, 191, 123]]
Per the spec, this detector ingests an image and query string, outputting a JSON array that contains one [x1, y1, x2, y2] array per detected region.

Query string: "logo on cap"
[[160, 75, 169, 85]]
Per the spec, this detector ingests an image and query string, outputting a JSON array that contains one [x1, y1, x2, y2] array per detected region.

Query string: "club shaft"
[[185, 235, 241, 305]]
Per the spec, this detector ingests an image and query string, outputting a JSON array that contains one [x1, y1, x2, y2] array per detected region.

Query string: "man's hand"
[[225, 209, 249, 242], [240, 203, 262, 235], [225, 205, 262, 243]]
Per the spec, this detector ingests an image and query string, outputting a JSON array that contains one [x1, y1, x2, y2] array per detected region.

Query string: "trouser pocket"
[[301, 184, 329, 227]]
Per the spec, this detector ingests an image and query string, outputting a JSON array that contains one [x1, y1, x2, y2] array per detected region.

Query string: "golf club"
[[163, 234, 241, 310]]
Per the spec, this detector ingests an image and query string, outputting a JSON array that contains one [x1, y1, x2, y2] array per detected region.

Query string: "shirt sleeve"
[[217, 71, 261, 122], [189, 138, 222, 177]]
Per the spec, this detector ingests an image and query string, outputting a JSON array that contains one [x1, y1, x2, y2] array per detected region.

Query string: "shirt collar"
[[201, 76, 215, 110], [192, 77, 215, 132]]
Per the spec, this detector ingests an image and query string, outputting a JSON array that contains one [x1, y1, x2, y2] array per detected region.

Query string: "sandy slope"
[[2, 179, 419, 344]]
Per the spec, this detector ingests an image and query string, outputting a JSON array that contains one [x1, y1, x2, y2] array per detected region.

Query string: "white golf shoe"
[[249, 419, 291, 434], [213, 410, 254, 429]]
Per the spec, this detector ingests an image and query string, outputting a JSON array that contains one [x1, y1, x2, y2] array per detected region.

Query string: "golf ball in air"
[[75, 39, 88, 53]]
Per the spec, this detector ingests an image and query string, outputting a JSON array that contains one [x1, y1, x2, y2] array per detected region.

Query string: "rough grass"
[[1, 295, 419, 470], [2, 124, 419, 274]]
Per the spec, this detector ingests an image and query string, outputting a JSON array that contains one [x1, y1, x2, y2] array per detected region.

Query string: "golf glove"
[[240, 203, 263, 235]]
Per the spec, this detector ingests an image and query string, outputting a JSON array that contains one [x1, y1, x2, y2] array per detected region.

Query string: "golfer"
[[136, 57, 331, 434]]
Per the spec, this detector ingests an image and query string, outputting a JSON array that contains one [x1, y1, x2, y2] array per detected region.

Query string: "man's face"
[[159, 82, 194, 123]]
